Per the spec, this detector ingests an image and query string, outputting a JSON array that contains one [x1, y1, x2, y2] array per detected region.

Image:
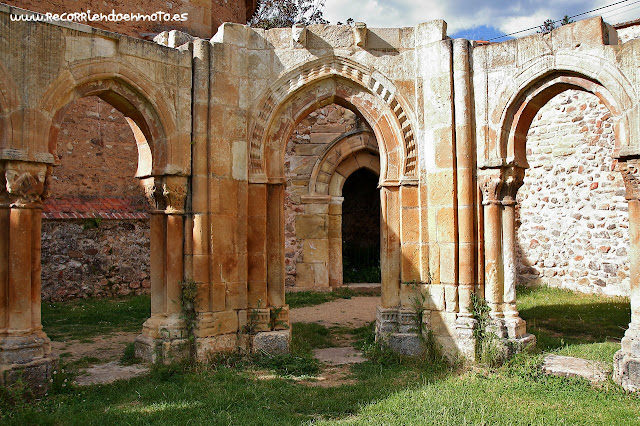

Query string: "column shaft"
[[483, 202, 503, 318], [8, 207, 32, 332]]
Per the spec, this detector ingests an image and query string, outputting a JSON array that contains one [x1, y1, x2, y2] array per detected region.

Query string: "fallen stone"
[[313, 347, 366, 365], [75, 361, 149, 386], [542, 354, 609, 383]]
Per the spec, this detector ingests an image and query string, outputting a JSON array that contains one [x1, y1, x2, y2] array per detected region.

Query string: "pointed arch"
[[248, 56, 417, 185]]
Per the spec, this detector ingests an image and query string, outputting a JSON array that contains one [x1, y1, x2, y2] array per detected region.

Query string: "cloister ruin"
[[2, 3, 640, 391]]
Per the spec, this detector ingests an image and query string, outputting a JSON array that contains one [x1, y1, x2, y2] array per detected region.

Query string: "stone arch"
[[309, 129, 379, 196], [318, 134, 381, 288], [249, 56, 417, 184], [37, 59, 186, 177], [491, 55, 637, 165]]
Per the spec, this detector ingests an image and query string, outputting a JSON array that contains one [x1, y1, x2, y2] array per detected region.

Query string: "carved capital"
[[142, 176, 188, 214], [501, 166, 525, 206], [141, 177, 166, 212], [618, 159, 640, 201], [479, 170, 503, 205], [163, 176, 188, 214], [4, 161, 50, 208]]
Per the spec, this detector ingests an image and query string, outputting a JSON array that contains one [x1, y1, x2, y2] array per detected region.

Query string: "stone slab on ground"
[[542, 354, 610, 383], [313, 347, 366, 365], [75, 361, 149, 386], [289, 296, 380, 327]]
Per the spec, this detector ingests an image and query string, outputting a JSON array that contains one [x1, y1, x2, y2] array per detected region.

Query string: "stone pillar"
[[380, 185, 401, 308], [453, 38, 476, 320], [501, 166, 526, 338], [479, 170, 505, 334], [0, 160, 57, 390], [328, 196, 344, 288], [297, 195, 331, 290], [614, 159, 640, 390], [266, 183, 285, 307], [136, 175, 188, 363]]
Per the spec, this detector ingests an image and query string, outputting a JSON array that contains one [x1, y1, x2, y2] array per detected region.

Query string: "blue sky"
[[323, 0, 640, 41]]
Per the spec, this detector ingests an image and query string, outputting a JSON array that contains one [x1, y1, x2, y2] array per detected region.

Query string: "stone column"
[[501, 166, 526, 338], [479, 169, 505, 335], [328, 196, 344, 288], [380, 185, 401, 308], [266, 183, 285, 307], [614, 159, 640, 390], [0, 160, 57, 389], [136, 175, 188, 363]]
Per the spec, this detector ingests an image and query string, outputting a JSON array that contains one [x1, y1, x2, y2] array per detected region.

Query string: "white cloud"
[[322, 0, 640, 37]]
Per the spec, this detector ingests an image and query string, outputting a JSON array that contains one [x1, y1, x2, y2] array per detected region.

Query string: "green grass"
[[41, 294, 151, 341], [286, 287, 357, 309], [5, 286, 637, 424], [517, 285, 630, 362]]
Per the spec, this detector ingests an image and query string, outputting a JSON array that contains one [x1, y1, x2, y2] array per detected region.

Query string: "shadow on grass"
[[517, 285, 630, 362]]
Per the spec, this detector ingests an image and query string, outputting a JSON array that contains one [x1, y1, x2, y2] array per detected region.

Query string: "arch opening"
[[513, 86, 630, 356], [41, 94, 152, 370], [342, 168, 381, 284]]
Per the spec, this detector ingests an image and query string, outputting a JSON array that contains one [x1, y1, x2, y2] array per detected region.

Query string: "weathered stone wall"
[[41, 220, 150, 301], [617, 24, 640, 43], [42, 96, 150, 301], [51, 96, 143, 199], [4, 0, 255, 39], [516, 90, 629, 296]]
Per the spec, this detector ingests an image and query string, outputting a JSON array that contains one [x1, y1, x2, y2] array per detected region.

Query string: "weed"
[[0, 376, 34, 411], [269, 306, 287, 330], [471, 293, 505, 368], [120, 343, 138, 366]]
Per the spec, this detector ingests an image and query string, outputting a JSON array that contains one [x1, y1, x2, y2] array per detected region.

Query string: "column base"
[[613, 327, 640, 391], [0, 334, 58, 394], [135, 314, 188, 364]]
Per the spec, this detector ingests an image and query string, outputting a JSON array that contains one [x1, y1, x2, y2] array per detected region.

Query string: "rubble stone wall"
[[41, 96, 150, 301], [516, 90, 630, 296], [41, 219, 150, 301]]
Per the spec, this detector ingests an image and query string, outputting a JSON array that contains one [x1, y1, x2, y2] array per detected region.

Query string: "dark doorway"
[[342, 168, 381, 283]]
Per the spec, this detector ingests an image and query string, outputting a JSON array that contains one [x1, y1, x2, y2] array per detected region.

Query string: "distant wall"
[[516, 90, 629, 296], [41, 220, 150, 301]]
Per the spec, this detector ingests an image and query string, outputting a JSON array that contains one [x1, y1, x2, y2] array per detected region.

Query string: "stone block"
[[295, 214, 328, 239], [252, 330, 291, 354], [303, 238, 329, 263], [225, 281, 247, 310]]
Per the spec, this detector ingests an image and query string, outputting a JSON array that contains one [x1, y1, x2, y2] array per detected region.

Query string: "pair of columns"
[[0, 160, 56, 387], [478, 166, 526, 339], [0, 159, 189, 382]]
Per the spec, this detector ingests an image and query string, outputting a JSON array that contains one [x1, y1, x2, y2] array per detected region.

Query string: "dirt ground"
[[53, 295, 381, 386]]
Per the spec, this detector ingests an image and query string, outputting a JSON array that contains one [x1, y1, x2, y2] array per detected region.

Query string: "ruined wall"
[[41, 96, 150, 300], [51, 96, 143, 199], [516, 90, 629, 296], [41, 220, 150, 301], [284, 104, 360, 287], [4, 0, 255, 39]]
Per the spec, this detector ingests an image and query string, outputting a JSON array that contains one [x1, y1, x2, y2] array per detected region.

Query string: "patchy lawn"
[[2, 286, 639, 424]]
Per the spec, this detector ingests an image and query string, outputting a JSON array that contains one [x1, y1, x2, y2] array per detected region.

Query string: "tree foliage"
[[249, 0, 328, 29], [539, 15, 573, 34]]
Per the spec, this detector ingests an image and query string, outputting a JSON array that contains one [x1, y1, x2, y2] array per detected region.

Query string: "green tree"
[[539, 15, 573, 34], [249, 0, 328, 29]]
